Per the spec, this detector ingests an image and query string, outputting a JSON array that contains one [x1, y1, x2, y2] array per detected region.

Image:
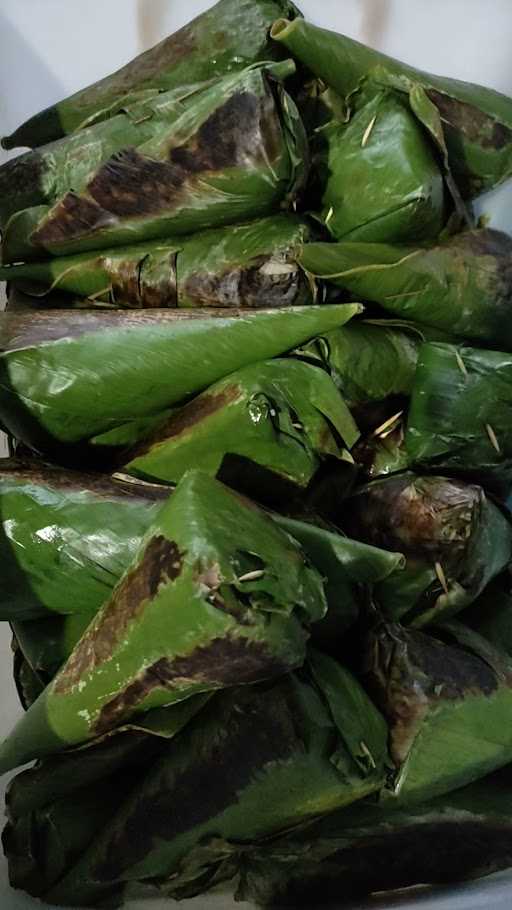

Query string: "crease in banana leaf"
[[0, 215, 313, 310], [344, 472, 512, 627], [406, 341, 512, 494], [122, 358, 358, 498], [270, 17, 512, 198], [293, 319, 436, 408], [365, 620, 512, 806], [300, 229, 512, 349], [315, 88, 445, 243], [273, 514, 405, 645], [236, 764, 512, 906], [2, 0, 303, 150], [0, 460, 169, 622], [0, 470, 327, 772], [2, 61, 309, 263], [15, 651, 388, 907], [0, 302, 362, 451]]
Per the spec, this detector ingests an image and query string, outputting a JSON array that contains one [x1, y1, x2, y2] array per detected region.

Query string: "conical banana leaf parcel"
[[123, 359, 359, 496], [2, 0, 303, 150], [364, 621, 512, 806], [0, 303, 361, 452], [0, 215, 312, 310], [406, 342, 512, 494], [2, 61, 308, 262], [300, 229, 512, 349], [0, 461, 169, 622], [10, 651, 388, 908], [271, 17, 512, 198], [344, 473, 512, 627], [0, 471, 327, 772], [237, 765, 512, 906], [315, 88, 445, 244]]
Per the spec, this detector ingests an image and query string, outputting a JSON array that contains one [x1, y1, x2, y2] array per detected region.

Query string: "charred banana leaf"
[[2, 697, 211, 902], [345, 473, 512, 627], [317, 89, 445, 243], [300, 229, 512, 349], [406, 342, 512, 494], [2, 62, 308, 262], [0, 471, 327, 772], [0, 216, 311, 309], [2, 0, 303, 149], [271, 17, 512, 198], [0, 303, 361, 451], [0, 461, 169, 622], [237, 764, 512, 906], [364, 621, 512, 805], [123, 358, 358, 499], [22, 652, 388, 907]]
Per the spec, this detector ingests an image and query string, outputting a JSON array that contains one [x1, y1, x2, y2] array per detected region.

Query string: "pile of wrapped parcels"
[[1, 0, 512, 906]]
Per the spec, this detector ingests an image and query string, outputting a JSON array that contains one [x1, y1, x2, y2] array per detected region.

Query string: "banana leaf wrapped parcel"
[[270, 17, 512, 198], [4, 651, 388, 908], [300, 229, 512, 349], [0, 470, 327, 772], [122, 359, 359, 499], [406, 342, 512, 494], [0, 216, 312, 309], [315, 88, 445, 243], [0, 303, 360, 452], [0, 460, 168, 622], [364, 621, 512, 805], [1, 0, 303, 150], [2, 61, 308, 263], [237, 765, 512, 906], [344, 473, 512, 627]]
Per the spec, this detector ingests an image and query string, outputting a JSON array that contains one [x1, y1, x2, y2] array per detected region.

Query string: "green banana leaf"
[[406, 342, 512, 494], [2, 62, 308, 263], [294, 319, 433, 408], [0, 216, 312, 309], [2, 0, 303, 150], [12, 614, 97, 685], [463, 580, 512, 657], [345, 472, 512, 627], [12, 637, 45, 710], [300, 229, 512, 349], [316, 89, 445, 243], [365, 620, 512, 806], [123, 358, 359, 498], [19, 651, 388, 908], [0, 302, 361, 452], [274, 515, 405, 648], [353, 413, 410, 480], [0, 81, 210, 229], [237, 764, 512, 905], [270, 17, 512, 198], [2, 697, 211, 902], [0, 460, 169, 621], [0, 470, 327, 772]]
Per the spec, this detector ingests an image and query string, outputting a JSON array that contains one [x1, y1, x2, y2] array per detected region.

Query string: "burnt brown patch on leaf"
[[366, 623, 499, 766], [0, 458, 170, 502], [31, 193, 113, 246], [53, 536, 186, 695], [128, 385, 241, 459], [30, 84, 283, 244], [0, 150, 46, 216], [183, 256, 309, 309], [106, 252, 178, 308], [428, 90, 512, 151], [93, 635, 290, 735], [92, 680, 303, 881], [347, 475, 481, 566]]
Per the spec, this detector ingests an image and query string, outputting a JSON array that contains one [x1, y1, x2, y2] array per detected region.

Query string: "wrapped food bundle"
[[2, 2, 512, 908]]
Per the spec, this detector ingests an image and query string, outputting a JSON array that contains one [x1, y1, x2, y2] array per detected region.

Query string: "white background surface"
[[1, 2, 512, 908]]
